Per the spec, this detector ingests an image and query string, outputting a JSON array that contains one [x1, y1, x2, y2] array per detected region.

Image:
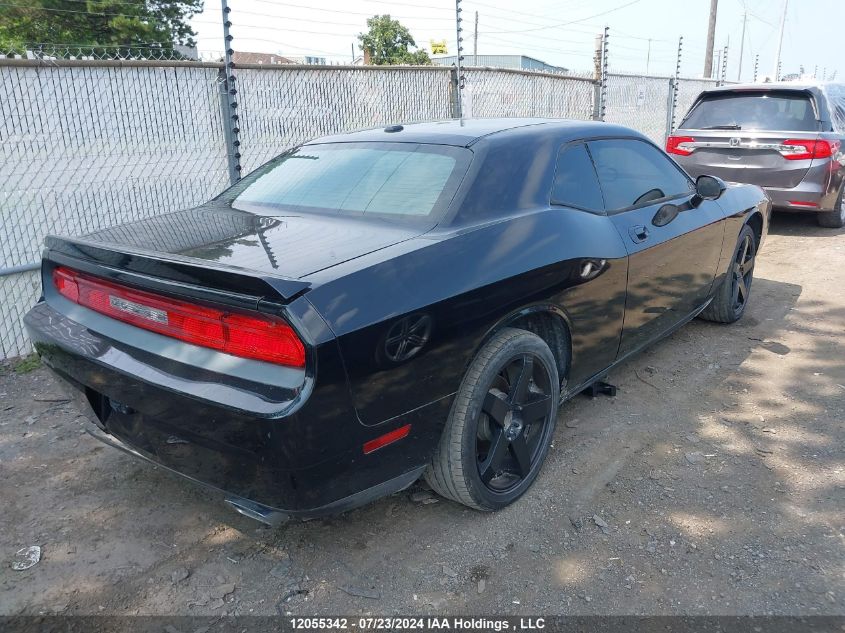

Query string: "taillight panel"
[[52, 266, 306, 368], [780, 139, 838, 161], [666, 135, 695, 156]]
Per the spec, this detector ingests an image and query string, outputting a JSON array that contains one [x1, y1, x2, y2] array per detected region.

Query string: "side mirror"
[[695, 175, 727, 201]]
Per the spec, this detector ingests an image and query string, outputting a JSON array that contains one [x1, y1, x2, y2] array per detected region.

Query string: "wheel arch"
[[473, 304, 572, 387], [745, 210, 764, 247]]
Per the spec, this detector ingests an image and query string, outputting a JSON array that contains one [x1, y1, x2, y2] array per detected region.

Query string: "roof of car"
[[306, 118, 645, 148], [700, 82, 829, 94]]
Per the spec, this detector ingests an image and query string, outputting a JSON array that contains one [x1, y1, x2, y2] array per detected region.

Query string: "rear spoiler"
[[43, 235, 311, 306]]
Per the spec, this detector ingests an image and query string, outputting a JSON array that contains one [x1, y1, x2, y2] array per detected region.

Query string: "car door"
[[587, 138, 726, 358]]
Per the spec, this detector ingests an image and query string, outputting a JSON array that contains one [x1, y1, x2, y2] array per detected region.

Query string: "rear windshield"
[[229, 142, 470, 222], [681, 91, 819, 132]]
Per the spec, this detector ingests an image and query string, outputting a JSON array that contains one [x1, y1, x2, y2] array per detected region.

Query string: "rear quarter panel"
[[715, 183, 771, 284], [303, 209, 629, 426]]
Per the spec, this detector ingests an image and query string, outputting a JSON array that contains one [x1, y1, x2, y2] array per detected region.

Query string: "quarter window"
[[551, 143, 604, 212], [588, 139, 693, 212]]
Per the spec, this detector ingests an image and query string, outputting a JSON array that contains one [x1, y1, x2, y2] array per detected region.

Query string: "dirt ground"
[[1, 214, 843, 618]]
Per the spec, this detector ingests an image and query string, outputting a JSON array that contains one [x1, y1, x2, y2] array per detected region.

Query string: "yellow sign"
[[430, 40, 447, 55]]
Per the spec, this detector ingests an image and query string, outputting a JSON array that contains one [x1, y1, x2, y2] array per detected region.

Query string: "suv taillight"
[[53, 266, 305, 367], [666, 135, 695, 156], [780, 139, 840, 161]]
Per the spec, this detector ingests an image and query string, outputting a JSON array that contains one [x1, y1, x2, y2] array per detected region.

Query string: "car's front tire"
[[699, 224, 757, 324], [425, 328, 560, 511], [816, 186, 845, 228]]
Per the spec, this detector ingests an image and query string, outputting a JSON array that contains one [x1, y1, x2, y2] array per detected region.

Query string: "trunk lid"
[[52, 204, 427, 291]]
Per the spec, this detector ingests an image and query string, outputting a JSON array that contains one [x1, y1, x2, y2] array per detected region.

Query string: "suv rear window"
[[230, 142, 470, 221], [681, 91, 819, 132]]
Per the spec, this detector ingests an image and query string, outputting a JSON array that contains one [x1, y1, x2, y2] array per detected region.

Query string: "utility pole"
[[703, 0, 718, 78], [473, 11, 478, 66], [646, 38, 651, 75], [773, 0, 787, 80], [737, 10, 747, 81], [351, 43, 354, 64], [720, 44, 728, 85], [753, 54, 759, 82]]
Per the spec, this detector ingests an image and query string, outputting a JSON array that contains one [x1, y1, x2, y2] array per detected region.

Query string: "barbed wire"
[[0, 43, 221, 61]]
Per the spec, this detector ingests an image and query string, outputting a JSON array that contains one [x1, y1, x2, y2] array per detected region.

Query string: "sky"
[[188, 0, 843, 81]]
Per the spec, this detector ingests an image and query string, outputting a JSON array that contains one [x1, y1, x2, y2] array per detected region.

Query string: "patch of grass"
[[12, 353, 41, 374]]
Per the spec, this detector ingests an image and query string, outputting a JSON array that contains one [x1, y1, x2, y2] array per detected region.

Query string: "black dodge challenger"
[[25, 118, 770, 524]]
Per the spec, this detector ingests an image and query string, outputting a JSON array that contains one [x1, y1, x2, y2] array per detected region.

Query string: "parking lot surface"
[[1, 214, 843, 616]]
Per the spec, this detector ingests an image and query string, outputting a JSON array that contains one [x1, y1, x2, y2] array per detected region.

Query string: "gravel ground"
[[1, 214, 843, 617]]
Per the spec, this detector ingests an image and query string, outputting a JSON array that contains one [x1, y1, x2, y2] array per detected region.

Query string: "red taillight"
[[788, 200, 819, 207], [52, 266, 305, 367], [363, 424, 411, 454], [780, 139, 839, 161], [666, 135, 695, 156]]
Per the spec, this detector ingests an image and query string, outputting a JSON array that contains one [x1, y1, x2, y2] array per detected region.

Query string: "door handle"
[[629, 225, 650, 243]]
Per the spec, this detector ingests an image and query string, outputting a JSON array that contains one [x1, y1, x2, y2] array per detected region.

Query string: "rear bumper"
[[82, 419, 423, 525], [24, 300, 447, 519], [763, 184, 827, 212]]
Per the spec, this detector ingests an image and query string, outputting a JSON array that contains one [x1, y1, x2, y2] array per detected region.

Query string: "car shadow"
[[768, 211, 845, 238]]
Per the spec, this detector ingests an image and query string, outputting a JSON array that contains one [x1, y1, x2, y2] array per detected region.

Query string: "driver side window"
[[588, 139, 693, 212]]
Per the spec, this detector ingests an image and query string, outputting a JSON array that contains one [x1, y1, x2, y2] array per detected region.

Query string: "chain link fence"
[[604, 73, 673, 143], [0, 59, 721, 359], [237, 66, 454, 174], [462, 68, 595, 120], [673, 77, 722, 130], [0, 60, 231, 358]]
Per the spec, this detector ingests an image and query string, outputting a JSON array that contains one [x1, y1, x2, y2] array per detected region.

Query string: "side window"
[[826, 86, 845, 133], [551, 143, 604, 212], [588, 139, 694, 212]]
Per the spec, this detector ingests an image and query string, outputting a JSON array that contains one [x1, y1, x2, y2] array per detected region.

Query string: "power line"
[[480, 0, 642, 34], [0, 1, 174, 20], [246, 0, 452, 21]]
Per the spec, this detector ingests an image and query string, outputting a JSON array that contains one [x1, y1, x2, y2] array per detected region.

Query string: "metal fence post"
[[599, 26, 609, 122], [453, 0, 465, 118], [449, 67, 461, 119], [593, 27, 610, 121], [666, 35, 683, 140], [220, 0, 242, 184]]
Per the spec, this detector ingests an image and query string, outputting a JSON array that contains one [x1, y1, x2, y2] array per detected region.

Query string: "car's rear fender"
[[303, 208, 630, 426], [712, 184, 771, 287]]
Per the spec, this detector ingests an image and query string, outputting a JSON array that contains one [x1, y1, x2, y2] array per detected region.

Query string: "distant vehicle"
[[668, 83, 845, 227], [25, 119, 770, 524]]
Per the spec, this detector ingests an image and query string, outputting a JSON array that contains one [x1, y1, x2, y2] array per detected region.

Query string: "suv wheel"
[[817, 186, 845, 228]]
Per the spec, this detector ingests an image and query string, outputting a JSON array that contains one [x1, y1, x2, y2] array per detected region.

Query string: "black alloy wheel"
[[731, 231, 756, 315], [476, 354, 554, 492], [426, 327, 562, 511], [699, 223, 757, 324]]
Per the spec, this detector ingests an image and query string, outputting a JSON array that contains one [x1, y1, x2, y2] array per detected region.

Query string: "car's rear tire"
[[816, 186, 845, 228], [425, 328, 560, 511], [699, 224, 757, 324]]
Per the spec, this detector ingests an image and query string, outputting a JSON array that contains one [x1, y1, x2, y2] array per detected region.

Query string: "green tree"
[[358, 14, 431, 65], [0, 0, 203, 57]]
